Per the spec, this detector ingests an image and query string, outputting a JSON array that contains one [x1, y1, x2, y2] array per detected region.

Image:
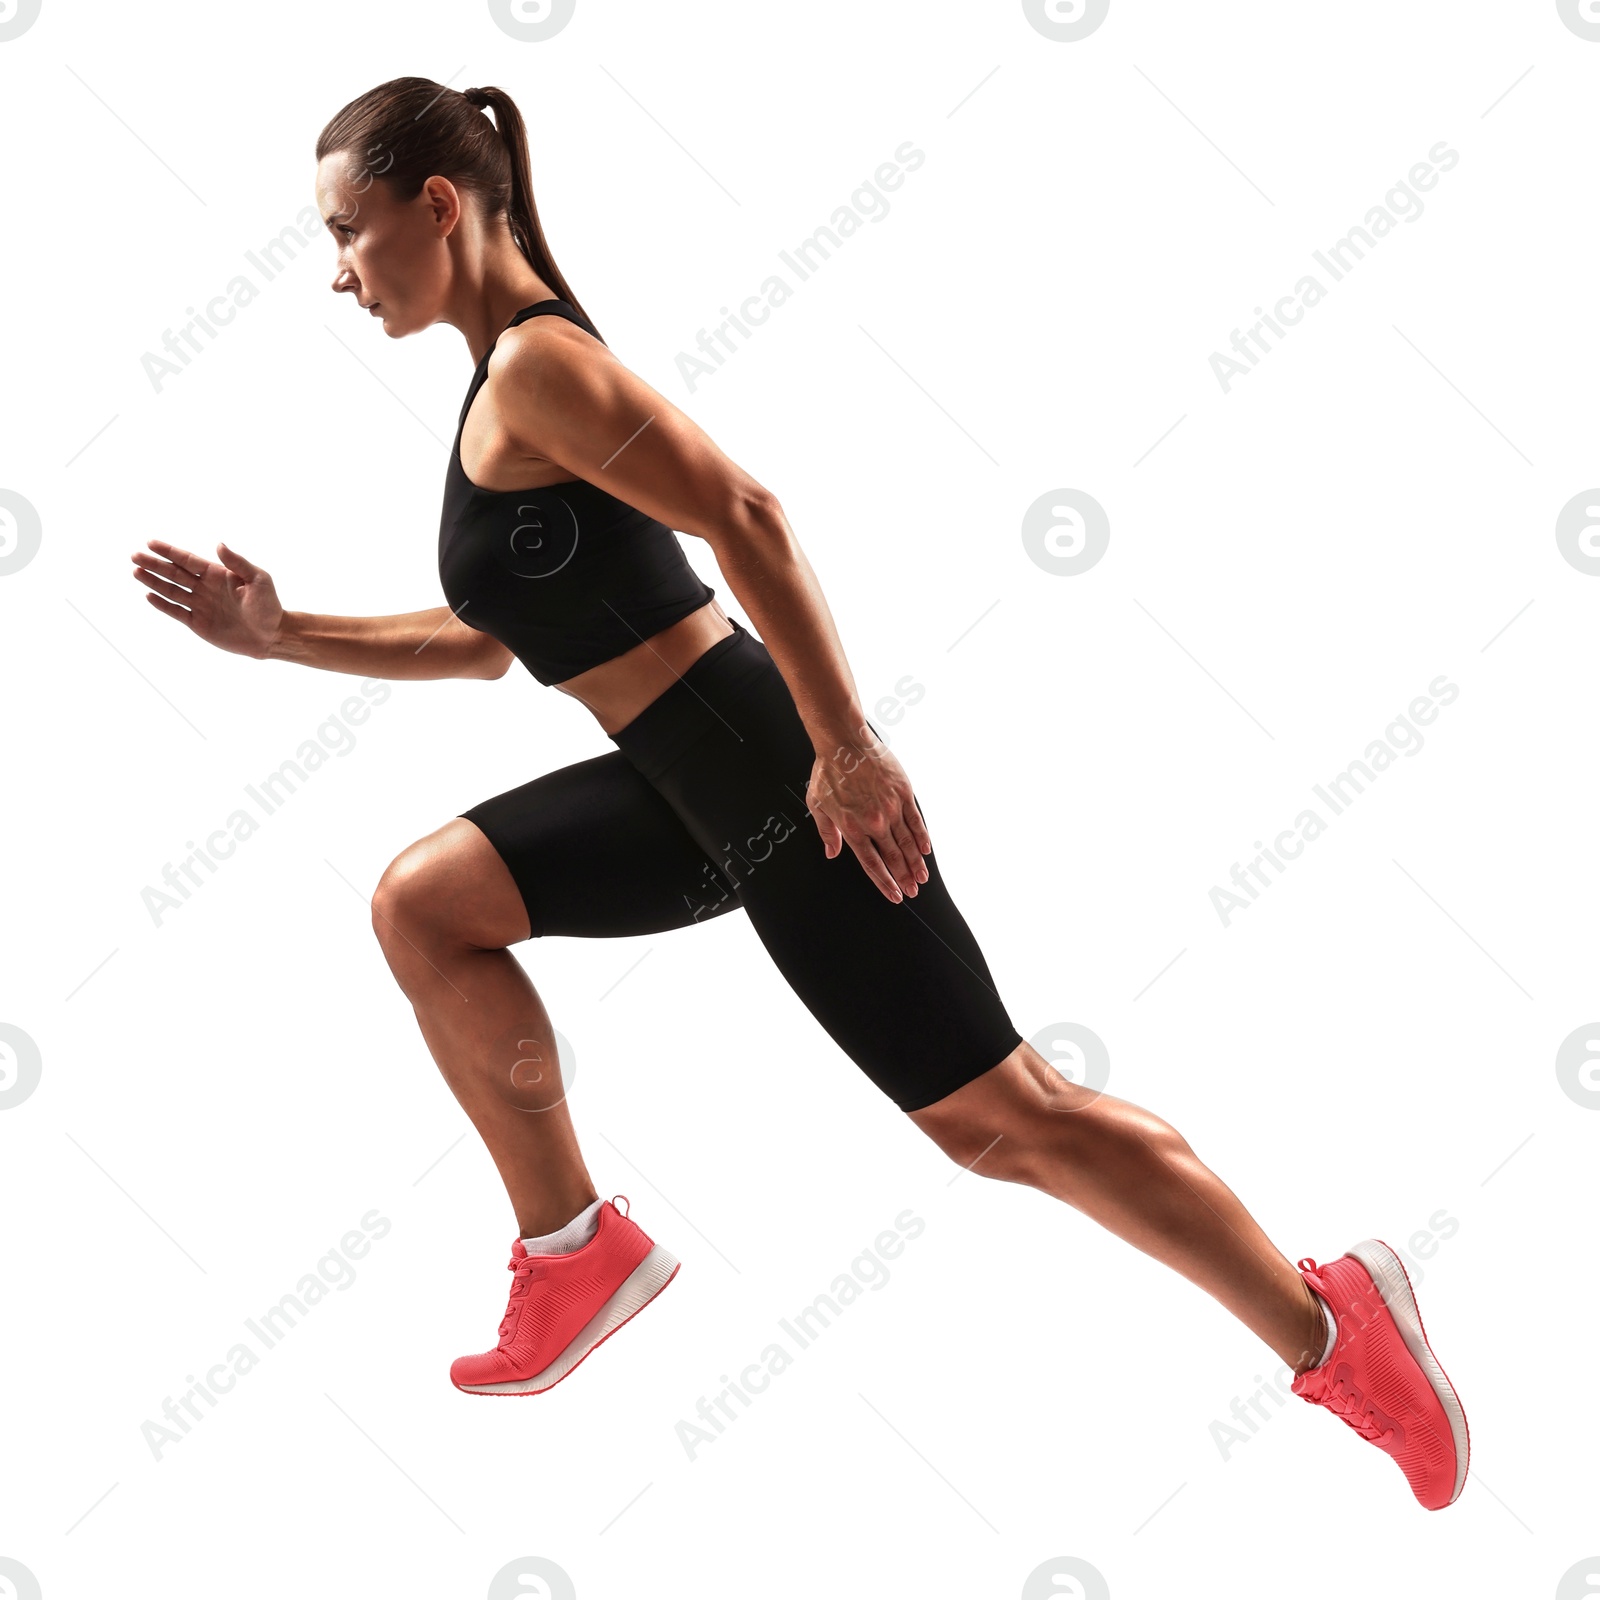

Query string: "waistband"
[[606, 617, 772, 778]]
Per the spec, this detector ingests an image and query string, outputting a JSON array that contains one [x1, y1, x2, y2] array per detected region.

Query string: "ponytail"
[[459, 85, 597, 334]]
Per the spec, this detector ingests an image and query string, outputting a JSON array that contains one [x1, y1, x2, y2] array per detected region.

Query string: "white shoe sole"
[[1346, 1237, 1470, 1505], [456, 1242, 680, 1396]]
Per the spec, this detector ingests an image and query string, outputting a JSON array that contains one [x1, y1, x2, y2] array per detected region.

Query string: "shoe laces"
[[497, 1252, 542, 1345], [1316, 1368, 1398, 1446], [493, 1198, 624, 1346], [1298, 1256, 1390, 1446]]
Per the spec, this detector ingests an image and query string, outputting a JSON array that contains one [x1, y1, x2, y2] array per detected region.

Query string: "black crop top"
[[437, 299, 716, 686]]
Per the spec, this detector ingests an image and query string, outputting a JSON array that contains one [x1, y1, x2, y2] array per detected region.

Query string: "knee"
[[910, 1103, 1038, 1187], [909, 1050, 1048, 1184], [371, 822, 531, 986], [370, 845, 440, 969], [911, 1055, 1190, 1192], [371, 835, 506, 990]]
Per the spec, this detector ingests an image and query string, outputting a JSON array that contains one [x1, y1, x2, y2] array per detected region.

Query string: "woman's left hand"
[[806, 732, 932, 903]]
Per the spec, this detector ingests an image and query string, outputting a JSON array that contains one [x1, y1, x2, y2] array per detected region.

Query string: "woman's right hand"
[[131, 538, 284, 659]]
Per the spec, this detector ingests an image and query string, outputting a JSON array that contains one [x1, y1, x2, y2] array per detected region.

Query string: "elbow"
[[715, 485, 790, 552]]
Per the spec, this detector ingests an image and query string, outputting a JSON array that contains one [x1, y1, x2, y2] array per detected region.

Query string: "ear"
[[423, 174, 464, 237]]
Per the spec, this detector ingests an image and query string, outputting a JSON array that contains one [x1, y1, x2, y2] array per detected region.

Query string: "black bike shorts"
[[459, 618, 1023, 1112]]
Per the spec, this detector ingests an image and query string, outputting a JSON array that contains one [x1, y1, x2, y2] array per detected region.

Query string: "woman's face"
[[315, 149, 458, 337]]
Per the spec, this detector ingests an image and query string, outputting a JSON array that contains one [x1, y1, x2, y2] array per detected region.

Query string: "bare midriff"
[[549, 598, 735, 735]]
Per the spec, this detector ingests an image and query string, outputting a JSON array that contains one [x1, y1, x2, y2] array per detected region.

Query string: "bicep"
[[502, 331, 779, 544]]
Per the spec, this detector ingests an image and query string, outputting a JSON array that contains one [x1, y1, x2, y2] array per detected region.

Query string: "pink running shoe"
[[1291, 1239, 1470, 1509], [450, 1196, 679, 1397]]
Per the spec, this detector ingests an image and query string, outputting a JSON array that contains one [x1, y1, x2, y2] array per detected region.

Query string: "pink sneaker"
[[450, 1196, 679, 1397], [1292, 1239, 1470, 1509]]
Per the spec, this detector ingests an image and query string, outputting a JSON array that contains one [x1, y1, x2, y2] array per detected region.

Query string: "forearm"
[[711, 501, 874, 758], [265, 606, 510, 680]]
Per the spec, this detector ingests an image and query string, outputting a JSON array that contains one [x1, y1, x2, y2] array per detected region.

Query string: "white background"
[[1, 2, 1595, 1597]]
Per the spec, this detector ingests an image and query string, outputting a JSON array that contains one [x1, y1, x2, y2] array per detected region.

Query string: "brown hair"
[[315, 76, 602, 340]]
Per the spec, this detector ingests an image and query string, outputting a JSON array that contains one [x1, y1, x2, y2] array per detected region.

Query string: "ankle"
[[1291, 1280, 1336, 1375], [518, 1194, 605, 1253], [516, 1191, 601, 1240]]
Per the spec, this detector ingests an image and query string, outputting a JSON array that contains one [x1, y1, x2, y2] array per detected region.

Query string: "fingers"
[[905, 793, 933, 858], [808, 788, 844, 859], [142, 591, 194, 626], [144, 536, 213, 579], [871, 819, 920, 899], [839, 830, 904, 903], [808, 752, 931, 899], [814, 824, 842, 861], [889, 816, 928, 888], [216, 540, 261, 578], [130, 564, 195, 605], [845, 806, 926, 899], [832, 812, 920, 903], [812, 771, 928, 896], [135, 551, 202, 590], [131, 556, 199, 599]]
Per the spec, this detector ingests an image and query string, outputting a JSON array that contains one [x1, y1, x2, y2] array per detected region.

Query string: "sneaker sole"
[[454, 1242, 681, 1397], [1346, 1237, 1471, 1506]]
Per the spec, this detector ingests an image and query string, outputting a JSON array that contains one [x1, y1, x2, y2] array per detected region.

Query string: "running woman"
[[130, 77, 1468, 1509]]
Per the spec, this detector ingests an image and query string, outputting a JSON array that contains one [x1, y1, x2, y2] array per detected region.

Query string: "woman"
[[130, 76, 1468, 1508]]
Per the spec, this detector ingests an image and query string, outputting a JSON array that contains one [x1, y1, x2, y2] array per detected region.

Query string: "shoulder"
[[482, 311, 654, 453], [490, 310, 609, 387], [481, 312, 616, 428]]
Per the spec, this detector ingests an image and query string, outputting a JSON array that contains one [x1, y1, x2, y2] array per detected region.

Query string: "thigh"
[[610, 634, 1023, 1111], [460, 749, 742, 941]]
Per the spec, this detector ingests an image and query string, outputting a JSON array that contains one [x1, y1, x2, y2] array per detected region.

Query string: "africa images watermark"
[[140, 1209, 392, 1461], [1209, 674, 1459, 927], [139, 202, 331, 393], [1208, 141, 1459, 394], [1207, 1207, 1459, 1463], [673, 1207, 926, 1460], [679, 675, 927, 922], [140, 678, 392, 926], [138, 132, 400, 393], [674, 140, 926, 394]]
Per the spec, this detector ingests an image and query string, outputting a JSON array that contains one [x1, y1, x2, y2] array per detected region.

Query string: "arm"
[[709, 498, 934, 904], [487, 319, 932, 902], [705, 493, 872, 760], [131, 536, 513, 680], [269, 606, 512, 680]]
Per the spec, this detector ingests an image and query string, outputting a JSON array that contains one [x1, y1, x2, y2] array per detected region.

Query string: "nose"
[[332, 267, 359, 296]]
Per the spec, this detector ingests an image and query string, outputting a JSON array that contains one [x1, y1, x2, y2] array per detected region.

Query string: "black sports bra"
[[437, 299, 716, 686]]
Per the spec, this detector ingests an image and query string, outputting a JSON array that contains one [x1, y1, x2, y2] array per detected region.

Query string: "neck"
[[452, 242, 557, 365]]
